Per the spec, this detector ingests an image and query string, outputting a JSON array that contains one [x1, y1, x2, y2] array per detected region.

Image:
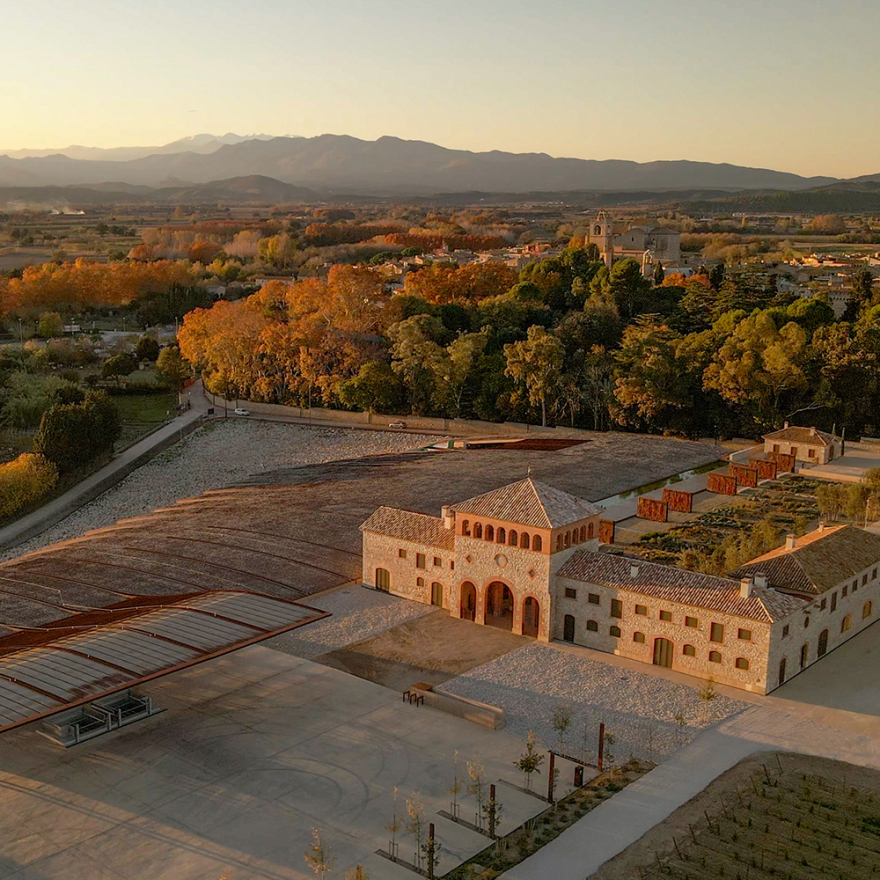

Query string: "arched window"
[[509, 529, 518, 547], [800, 643, 809, 668], [586, 619, 598, 632], [841, 614, 852, 633], [497, 527, 506, 544], [416, 577, 424, 587], [564, 531, 571, 548], [633, 631, 645, 643], [474, 522, 483, 539], [864, 601, 873, 619], [735, 657, 749, 670], [709, 651, 722, 664], [462, 519, 471, 536], [485, 525, 494, 542], [588, 522, 594, 539], [533, 535, 542, 552], [682, 644, 696, 657], [520, 532, 530, 549], [610, 626, 621, 638], [594, 224, 601, 235], [375, 568, 390, 592], [579, 526, 587, 542], [431, 582, 443, 607], [556, 535, 563, 551]]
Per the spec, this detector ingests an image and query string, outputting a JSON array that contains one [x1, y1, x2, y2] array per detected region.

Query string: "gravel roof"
[[558, 551, 805, 623], [452, 477, 604, 529], [762, 426, 834, 446], [360, 506, 455, 550], [732, 525, 880, 594]]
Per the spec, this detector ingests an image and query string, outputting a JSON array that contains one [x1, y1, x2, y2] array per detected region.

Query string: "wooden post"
[[597, 723, 605, 773], [428, 823, 435, 880], [548, 752, 555, 803], [489, 785, 496, 839]]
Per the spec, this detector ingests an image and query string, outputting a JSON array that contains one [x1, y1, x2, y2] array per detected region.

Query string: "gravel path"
[[267, 586, 435, 659], [2, 421, 436, 561], [442, 643, 748, 764]]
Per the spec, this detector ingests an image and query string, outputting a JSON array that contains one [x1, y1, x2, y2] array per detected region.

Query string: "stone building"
[[762, 425, 843, 465], [360, 480, 880, 694], [586, 212, 681, 272]]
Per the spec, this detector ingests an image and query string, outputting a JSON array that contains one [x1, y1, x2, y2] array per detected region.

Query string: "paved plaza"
[[0, 646, 574, 880]]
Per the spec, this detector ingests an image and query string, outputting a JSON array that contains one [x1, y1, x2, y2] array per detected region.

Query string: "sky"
[[1, 0, 878, 178]]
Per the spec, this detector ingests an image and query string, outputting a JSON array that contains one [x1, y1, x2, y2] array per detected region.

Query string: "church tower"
[[590, 211, 614, 269]]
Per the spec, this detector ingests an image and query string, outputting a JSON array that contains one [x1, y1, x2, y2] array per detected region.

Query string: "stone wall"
[[362, 532, 455, 608]]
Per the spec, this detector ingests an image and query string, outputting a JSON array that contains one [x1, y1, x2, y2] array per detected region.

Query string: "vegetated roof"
[[360, 507, 454, 550], [0, 590, 328, 734], [452, 477, 604, 529], [762, 426, 835, 446], [731, 524, 880, 595], [558, 551, 805, 623]]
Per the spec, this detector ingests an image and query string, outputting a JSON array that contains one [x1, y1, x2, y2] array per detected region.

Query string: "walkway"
[[0, 406, 203, 552]]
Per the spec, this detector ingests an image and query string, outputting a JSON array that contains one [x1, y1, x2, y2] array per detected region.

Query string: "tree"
[[338, 360, 406, 415], [514, 731, 545, 791], [304, 828, 334, 879], [33, 403, 95, 472], [135, 335, 160, 362], [85, 390, 122, 454], [652, 262, 665, 287], [344, 868, 369, 880], [405, 793, 426, 870], [504, 325, 564, 427], [607, 258, 652, 318], [466, 758, 488, 831], [551, 704, 572, 754], [156, 346, 190, 392], [101, 353, 137, 388], [389, 314, 446, 414], [37, 311, 64, 338], [430, 332, 488, 417]]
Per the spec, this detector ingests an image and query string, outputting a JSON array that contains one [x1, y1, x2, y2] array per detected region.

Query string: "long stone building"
[[360, 478, 880, 694]]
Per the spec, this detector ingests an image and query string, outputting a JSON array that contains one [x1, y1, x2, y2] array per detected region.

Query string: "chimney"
[[784, 421, 789, 429], [740, 577, 753, 599], [441, 506, 455, 530], [817, 521, 825, 533], [630, 562, 640, 579], [754, 572, 769, 589], [786, 533, 797, 550]]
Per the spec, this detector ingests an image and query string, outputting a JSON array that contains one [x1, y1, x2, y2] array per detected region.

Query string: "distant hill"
[[678, 180, 880, 214], [0, 134, 840, 194]]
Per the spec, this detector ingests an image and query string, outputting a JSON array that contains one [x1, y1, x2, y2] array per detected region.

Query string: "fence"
[[662, 487, 693, 513], [637, 497, 668, 522], [707, 473, 738, 495], [752, 459, 778, 481], [729, 463, 758, 488]]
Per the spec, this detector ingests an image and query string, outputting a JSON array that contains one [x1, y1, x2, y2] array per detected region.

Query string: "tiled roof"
[[360, 507, 454, 550], [452, 478, 604, 529], [762, 426, 834, 446], [558, 551, 805, 623], [731, 525, 880, 595]]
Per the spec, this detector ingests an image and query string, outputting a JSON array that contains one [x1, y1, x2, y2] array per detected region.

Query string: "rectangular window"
[[853, 579, 859, 590], [398, 548, 407, 559], [659, 610, 672, 622], [831, 593, 837, 612], [450, 561, 455, 570], [416, 553, 426, 569], [588, 593, 600, 605], [820, 598, 827, 610], [864, 574, 869, 586], [433, 557, 442, 567], [843, 586, 848, 598], [610, 599, 623, 619], [738, 628, 752, 641], [808, 448, 816, 458], [685, 616, 698, 628], [634, 604, 647, 616], [564, 587, 577, 599], [710, 622, 724, 644], [874, 568, 878, 580], [783, 624, 790, 638]]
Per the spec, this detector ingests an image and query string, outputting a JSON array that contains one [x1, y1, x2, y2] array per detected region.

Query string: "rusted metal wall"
[[599, 519, 615, 544], [707, 473, 738, 495], [752, 459, 778, 481], [662, 487, 693, 513], [729, 464, 758, 488], [769, 452, 796, 473], [637, 497, 668, 522]]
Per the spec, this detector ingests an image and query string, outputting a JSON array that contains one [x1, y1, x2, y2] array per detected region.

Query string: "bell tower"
[[591, 211, 614, 269]]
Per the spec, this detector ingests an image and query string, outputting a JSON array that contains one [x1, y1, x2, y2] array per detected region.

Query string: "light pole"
[[18, 318, 23, 345]]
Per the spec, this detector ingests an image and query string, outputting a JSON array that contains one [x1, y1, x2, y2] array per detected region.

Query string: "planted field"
[[594, 753, 880, 880]]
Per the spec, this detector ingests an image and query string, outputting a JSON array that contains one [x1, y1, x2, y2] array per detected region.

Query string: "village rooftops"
[[558, 551, 805, 623], [763, 426, 836, 446], [731, 524, 880, 595], [359, 506, 455, 550], [451, 477, 604, 530]]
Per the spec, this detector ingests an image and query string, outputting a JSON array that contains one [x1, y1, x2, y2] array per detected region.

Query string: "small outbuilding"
[[763, 424, 842, 465]]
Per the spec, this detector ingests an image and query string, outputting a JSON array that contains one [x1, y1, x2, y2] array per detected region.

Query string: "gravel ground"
[[2, 421, 437, 561], [266, 585, 435, 659], [442, 643, 748, 764]]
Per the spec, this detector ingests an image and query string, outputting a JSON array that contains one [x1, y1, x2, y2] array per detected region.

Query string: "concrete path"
[[0, 406, 203, 552]]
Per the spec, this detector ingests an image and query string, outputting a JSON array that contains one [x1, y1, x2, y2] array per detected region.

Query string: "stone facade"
[[763, 425, 842, 465]]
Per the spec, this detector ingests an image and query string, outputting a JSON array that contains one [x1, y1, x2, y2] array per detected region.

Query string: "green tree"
[[430, 331, 488, 417], [514, 731, 545, 791], [135, 336, 161, 362], [102, 353, 138, 388], [388, 314, 446, 414], [32, 404, 95, 472], [607, 258, 652, 319], [37, 312, 64, 339], [504, 325, 564, 427], [652, 262, 665, 286], [338, 360, 406, 415], [156, 346, 190, 392], [84, 390, 122, 454]]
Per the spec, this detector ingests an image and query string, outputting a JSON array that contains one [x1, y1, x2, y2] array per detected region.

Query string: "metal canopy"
[[0, 590, 327, 734]]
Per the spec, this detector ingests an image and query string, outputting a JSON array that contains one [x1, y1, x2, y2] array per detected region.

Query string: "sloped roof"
[[731, 525, 880, 595], [452, 478, 604, 529], [558, 551, 804, 623], [763, 426, 834, 446], [360, 507, 454, 550]]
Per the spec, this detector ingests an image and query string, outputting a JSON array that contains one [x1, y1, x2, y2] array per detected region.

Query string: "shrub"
[[0, 453, 58, 519]]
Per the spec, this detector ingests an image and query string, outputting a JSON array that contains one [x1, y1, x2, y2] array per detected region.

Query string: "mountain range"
[[0, 133, 856, 195]]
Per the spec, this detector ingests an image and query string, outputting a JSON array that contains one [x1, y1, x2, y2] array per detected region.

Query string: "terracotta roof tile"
[[360, 507, 454, 550], [762, 426, 834, 446], [452, 478, 603, 529], [558, 551, 805, 623]]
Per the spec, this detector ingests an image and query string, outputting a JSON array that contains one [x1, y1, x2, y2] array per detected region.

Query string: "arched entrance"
[[818, 629, 829, 657], [485, 582, 514, 631], [653, 637, 673, 668], [522, 597, 540, 638], [375, 568, 390, 592], [460, 582, 476, 621]]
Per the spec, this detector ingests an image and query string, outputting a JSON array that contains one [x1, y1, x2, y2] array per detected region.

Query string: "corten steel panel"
[[662, 488, 693, 514], [637, 497, 668, 523], [0, 591, 329, 734], [599, 520, 615, 544], [729, 464, 758, 488], [707, 473, 738, 495], [768, 451, 796, 473], [752, 459, 778, 481]]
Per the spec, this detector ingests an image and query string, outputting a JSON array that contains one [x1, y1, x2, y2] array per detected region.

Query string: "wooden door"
[[653, 637, 673, 668]]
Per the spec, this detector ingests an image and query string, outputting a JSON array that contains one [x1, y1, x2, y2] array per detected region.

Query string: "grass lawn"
[[111, 392, 177, 449]]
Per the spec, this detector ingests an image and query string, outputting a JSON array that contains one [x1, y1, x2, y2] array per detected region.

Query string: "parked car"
[[234, 408, 251, 416], [389, 421, 407, 429]]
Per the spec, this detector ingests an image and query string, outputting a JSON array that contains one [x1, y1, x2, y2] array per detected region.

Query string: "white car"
[[388, 421, 407, 429], [234, 408, 250, 416]]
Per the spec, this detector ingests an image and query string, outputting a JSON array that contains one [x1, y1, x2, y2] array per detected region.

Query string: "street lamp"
[[18, 318, 23, 345]]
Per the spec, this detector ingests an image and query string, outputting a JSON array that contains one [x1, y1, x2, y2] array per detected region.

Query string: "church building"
[[586, 212, 681, 273]]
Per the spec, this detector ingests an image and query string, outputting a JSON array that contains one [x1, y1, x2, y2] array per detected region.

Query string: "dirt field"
[[592, 752, 880, 880]]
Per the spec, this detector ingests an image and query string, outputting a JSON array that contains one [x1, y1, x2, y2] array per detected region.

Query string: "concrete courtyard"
[[0, 646, 574, 880]]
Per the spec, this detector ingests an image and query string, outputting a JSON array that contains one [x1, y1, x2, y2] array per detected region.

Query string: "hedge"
[[0, 453, 59, 519]]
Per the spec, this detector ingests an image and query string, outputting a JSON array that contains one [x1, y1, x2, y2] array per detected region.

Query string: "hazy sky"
[[2, 0, 878, 177]]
